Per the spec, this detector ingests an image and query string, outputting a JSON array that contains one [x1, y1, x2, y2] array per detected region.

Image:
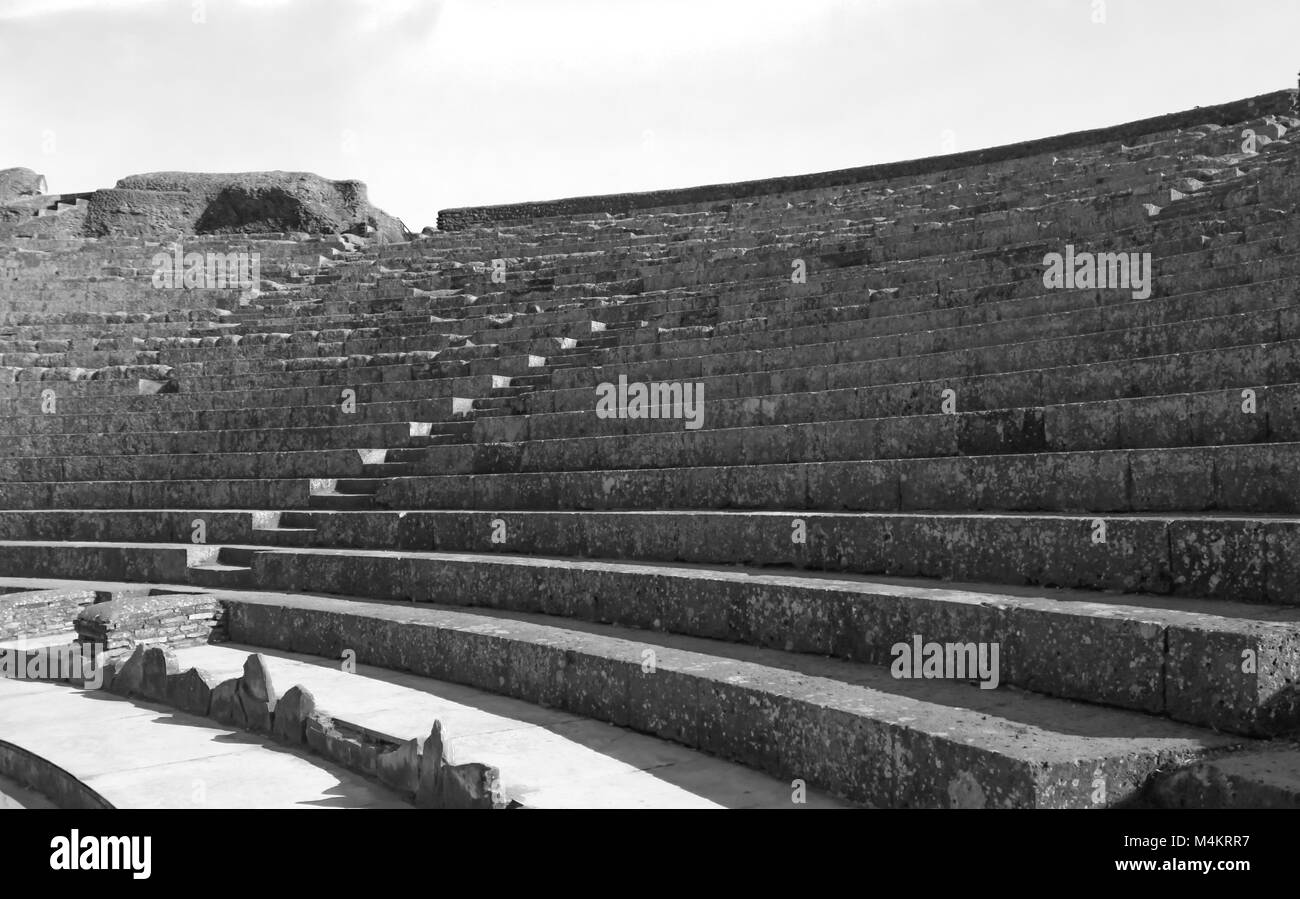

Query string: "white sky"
[[0, 0, 1296, 229]]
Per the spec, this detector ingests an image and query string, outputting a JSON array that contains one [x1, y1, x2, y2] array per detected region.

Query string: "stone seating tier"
[[3, 91, 1300, 807]]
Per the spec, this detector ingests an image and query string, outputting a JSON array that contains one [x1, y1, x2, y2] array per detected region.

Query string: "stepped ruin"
[[2, 88, 1300, 809]]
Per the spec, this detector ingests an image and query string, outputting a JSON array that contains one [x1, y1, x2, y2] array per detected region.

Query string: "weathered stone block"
[[107, 644, 146, 698], [376, 738, 420, 796], [271, 684, 316, 745], [235, 688, 271, 733], [439, 762, 507, 809], [139, 645, 179, 702], [165, 666, 218, 716], [208, 678, 241, 726], [304, 711, 337, 758], [235, 652, 278, 734]]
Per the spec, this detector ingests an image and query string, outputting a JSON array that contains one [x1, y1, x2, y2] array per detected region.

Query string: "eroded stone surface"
[[271, 684, 315, 745], [107, 645, 146, 698], [165, 666, 218, 716], [376, 738, 420, 796], [208, 678, 240, 726], [139, 645, 179, 702]]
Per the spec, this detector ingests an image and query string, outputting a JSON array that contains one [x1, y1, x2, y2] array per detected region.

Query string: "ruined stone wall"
[[89, 172, 406, 242], [0, 169, 405, 241], [0, 168, 45, 204]]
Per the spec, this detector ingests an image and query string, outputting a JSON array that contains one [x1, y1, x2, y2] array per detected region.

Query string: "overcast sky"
[[0, 0, 1296, 230]]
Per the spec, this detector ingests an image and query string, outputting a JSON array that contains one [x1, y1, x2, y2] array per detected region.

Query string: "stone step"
[[372, 441, 1300, 515], [45, 506, 1300, 602], [554, 291, 1300, 394], [0, 422, 411, 458], [399, 393, 1290, 474], [0, 448, 380, 483], [0, 372, 497, 412], [0, 478, 309, 510], [1, 539, 1295, 735], [474, 381, 1294, 449], [12, 254, 1279, 402], [4, 398, 475, 435], [307, 493, 380, 511], [0, 506, 1295, 605], [11, 224, 1297, 384], [0, 439, 1293, 513], [217, 588, 1243, 808]]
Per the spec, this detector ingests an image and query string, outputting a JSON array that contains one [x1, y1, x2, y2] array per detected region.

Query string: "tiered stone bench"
[[3, 89, 1300, 807]]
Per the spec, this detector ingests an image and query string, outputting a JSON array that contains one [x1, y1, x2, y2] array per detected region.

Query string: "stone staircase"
[[2, 90, 1300, 807]]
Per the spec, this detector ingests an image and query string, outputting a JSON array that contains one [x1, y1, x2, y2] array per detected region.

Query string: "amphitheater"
[[1, 88, 1299, 810]]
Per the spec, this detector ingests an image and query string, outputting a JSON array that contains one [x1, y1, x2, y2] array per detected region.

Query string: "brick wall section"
[[0, 589, 97, 640], [437, 89, 1296, 230], [74, 592, 226, 654]]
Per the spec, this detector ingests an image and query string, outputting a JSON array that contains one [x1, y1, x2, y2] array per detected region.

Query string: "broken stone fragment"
[[376, 738, 420, 796], [165, 667, 219, 717], [271, 684, 316, 745], [235, 652, 278, 733], [440, 762, 508, 810], [240, 653, 277, 704], [414, 720, 445, 809], [107, 645, 146, 698], [208, 678, 241, 726], [303, 714, 376, 775], [304, 711, 339, 758], [139, 646, 180, 702]]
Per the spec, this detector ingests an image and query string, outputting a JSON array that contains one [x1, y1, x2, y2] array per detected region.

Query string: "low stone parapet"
[[100, 646, 513, 809]]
